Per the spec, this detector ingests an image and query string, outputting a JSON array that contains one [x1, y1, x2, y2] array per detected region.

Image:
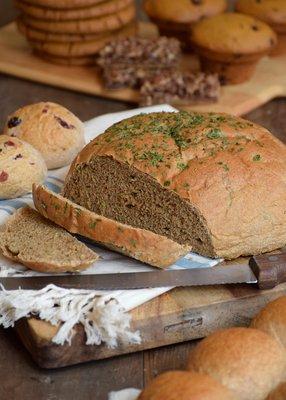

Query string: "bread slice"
[[33, 184, 190, 268], [0, 206, 98, 273]]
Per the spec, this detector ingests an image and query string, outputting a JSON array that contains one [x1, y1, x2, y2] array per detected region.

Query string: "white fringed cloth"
[[0, 284, 141, 347], [108, 388, 141, 400]]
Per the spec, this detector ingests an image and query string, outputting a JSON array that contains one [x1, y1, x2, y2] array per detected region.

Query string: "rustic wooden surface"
[[0, 0, 286, 398], [1, 21, 286, 116], [17, 280, 286, 369]]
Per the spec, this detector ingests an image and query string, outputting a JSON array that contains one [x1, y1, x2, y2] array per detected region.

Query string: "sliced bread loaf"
[[62, 111, 286, 259], [0, 206, 98, 273], [33, 184, 190, 268]]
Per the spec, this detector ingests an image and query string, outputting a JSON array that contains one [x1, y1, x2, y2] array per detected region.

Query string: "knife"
[[1, 253, 285, 291]]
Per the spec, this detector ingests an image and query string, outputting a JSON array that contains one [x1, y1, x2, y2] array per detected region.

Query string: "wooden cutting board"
[[15, 256, 286, 369], [0, 22, 286, 116]]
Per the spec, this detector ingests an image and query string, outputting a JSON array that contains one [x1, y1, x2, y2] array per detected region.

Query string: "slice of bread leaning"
[[33, 184, 190, 268], [0, 206, 99, 273]]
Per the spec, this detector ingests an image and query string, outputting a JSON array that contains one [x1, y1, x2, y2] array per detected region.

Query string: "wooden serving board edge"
[[15, 283, 286, 368]]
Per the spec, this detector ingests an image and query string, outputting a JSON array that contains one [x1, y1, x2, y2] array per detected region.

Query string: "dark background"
[[0, 1, 285, 399]]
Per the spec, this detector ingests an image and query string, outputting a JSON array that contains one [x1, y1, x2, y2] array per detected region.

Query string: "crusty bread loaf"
[[138, 370, 238, 400], [0, 135, 47, 199], [0, 206, 98, 273], [187, 327, 286, 400], [62, 111, 286, 259], [3, 102, 85, 169], [33, 184, 190, 268], [251, 296, 286, 349]]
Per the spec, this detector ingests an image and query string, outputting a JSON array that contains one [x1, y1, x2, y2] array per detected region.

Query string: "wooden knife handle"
[[249, 253, 286, 290]]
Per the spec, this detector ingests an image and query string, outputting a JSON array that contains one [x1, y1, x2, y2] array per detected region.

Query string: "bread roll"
[[0, 135, 47, 199], [252, 296, 286, 400], [267, 382, 286, 400], [3, 102, 85, 169], [138, 371, 238, 400], [251, 296, 286, 348], [187, 327, 286, 400]]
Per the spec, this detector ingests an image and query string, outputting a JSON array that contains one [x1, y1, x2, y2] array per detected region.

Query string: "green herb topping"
[[88, 221, 97, 229], [177, 162, 188, 171], [206, 128, 223, 139], [218, 161, 230, 172], [253, 154, 261, 161]]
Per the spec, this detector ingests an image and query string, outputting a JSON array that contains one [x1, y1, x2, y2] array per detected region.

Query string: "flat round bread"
[[21, 4, 136, 34], [15, 0, 133, 21]]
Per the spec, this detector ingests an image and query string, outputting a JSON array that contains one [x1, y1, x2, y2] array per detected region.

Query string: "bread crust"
[[33, 184, 190, 268], [187, 327, 286, 400], [267, 382, 286, 400], [0, 207, 99, 273], [138, 370, 238, 400], [0, 249, 95, 273], [251, 296, 286, 349], [64, 111, 286, 259]]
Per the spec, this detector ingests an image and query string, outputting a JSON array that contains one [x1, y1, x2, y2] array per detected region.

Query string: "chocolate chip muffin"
[[143, 0, 227, 47], [190, 12, 277, 84], [236, 0, 286, 56]]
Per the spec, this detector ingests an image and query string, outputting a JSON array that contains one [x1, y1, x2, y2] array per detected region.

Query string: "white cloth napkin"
[[108, 388, 141, 400], [0, 104, 220, 347]]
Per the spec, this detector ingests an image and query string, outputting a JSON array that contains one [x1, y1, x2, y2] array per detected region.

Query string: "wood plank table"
[[0, 0, 286, 399]]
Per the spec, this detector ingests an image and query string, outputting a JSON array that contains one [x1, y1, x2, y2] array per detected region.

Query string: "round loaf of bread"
[[187, 327, 286, 400], [3, 102, 85, 169], [0, 135, 47, 199], [62, 111, 286, 260], [138, 371, 238, 400], [251, 296, 286, 348]]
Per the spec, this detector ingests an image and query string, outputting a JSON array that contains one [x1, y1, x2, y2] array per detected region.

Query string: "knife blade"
[[0, 262, 257, 290], [0, 253, 285, 291]]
